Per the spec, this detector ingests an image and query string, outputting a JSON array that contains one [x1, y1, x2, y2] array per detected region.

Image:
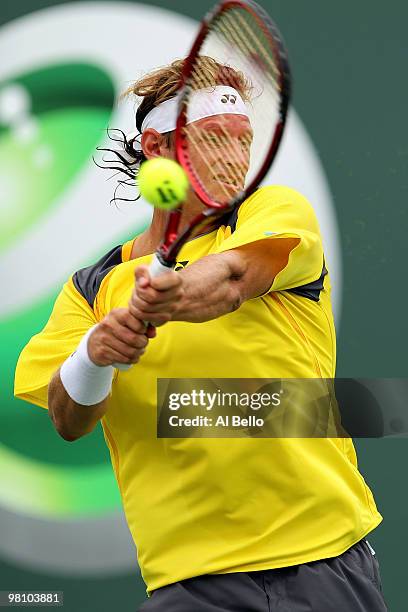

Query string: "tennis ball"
[[138, 157, 189, 209]]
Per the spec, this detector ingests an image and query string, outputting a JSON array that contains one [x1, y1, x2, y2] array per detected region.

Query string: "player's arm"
[[48, 309, 155, 441], [48, 372, 109, 442], [129, 237, 299, 324]]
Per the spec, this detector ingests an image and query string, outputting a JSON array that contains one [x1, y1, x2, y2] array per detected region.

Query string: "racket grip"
[[115, 363, 132, 371], [149, 253, 173, 277], [114, 255, 173, 371]]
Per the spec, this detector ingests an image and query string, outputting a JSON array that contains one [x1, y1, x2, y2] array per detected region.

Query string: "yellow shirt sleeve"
[[216, 185, 325, 292], [14, 277, 98, 409]]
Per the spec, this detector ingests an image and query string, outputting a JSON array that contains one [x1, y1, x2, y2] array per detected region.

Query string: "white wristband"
[[60, 325, 114, 406]]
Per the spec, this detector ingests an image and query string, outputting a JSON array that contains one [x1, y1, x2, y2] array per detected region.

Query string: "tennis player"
[[15, 59, 387, 611]]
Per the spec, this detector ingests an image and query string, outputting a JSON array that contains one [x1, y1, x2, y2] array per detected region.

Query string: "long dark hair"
[[93, 128, 146, 206]]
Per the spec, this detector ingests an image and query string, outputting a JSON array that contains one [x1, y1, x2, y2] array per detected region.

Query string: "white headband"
[[140, 85, 249, 133]]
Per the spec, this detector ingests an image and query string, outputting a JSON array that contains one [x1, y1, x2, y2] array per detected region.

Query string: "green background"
[[1, 0, 407, 610]]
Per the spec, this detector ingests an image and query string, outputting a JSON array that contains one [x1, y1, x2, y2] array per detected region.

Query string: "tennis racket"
[[149, 0, 291, 275], [117, 0, 291, 370]]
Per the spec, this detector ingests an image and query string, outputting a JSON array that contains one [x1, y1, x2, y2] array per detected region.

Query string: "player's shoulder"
[[246, 185, 315, 212], [71, 243, 130, 308], [237, 185, 319, 229]]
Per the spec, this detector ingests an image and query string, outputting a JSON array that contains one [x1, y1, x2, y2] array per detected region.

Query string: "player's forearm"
[[48, 369, 109, 442], [130, 239, 300, 325], [173, 251, 248, 323]]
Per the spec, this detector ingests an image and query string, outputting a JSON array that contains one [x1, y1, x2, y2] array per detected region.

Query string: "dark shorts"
[[139, 539, 387, 611]]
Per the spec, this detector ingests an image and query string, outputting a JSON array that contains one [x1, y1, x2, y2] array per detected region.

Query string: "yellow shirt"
[[15, 186, 382, 594]]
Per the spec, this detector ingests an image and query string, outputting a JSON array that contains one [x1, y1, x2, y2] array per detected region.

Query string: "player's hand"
[[88, 308, 156, 366], [129, 265, 184, 326]]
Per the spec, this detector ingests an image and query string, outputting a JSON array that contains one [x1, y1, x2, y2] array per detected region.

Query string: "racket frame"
[[155, 0, 291, 267]]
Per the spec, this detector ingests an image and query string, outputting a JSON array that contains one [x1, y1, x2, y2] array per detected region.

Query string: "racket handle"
[[115, 363, 132, 371], [149, 253, 173, 277], [114, 255, 173, 371]]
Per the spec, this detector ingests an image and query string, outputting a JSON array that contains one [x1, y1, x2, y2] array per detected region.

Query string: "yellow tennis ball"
[[138, 157, 189, 209]]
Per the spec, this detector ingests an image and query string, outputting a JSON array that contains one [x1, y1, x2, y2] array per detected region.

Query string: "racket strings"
[[186, 57, 256, 196], [185, 71, 247, 199], [182, 19, 260, 191], [186, 109, 250, 190], [222, 10, 280, 85], [213, 13, 280, 109], [189, 56, 249, 179], [182, 7, 283, 204], [212, 10, 282, 181], [214, 11, 281, 116], [186, 113, 248, 199], [185, 125, 238, 201], [209, 10, 279, 177], [216, 9, 282, 101]]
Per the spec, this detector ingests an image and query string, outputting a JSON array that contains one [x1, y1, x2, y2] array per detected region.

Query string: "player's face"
[[184, 114, 253, 203]]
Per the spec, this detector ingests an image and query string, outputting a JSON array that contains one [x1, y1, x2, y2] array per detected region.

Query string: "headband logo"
[[221, 94, 237, 104]]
